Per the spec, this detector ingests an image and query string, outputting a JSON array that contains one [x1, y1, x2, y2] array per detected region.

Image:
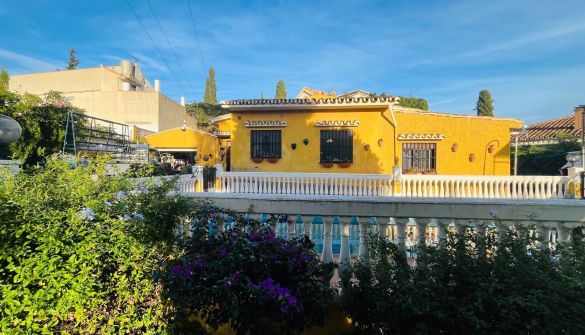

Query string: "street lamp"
[[510, 126, 528, 176]]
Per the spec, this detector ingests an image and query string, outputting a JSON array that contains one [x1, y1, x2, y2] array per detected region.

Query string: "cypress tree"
[[0, 65, 9, 89], [203, 67, 217, 105], [275, 80, 287, 99], [476, 90, 494, 116], [67, 48, 80, 70]]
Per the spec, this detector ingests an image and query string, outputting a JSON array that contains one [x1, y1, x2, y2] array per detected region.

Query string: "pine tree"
[[275, 80, 287, 99], [67, 48, 80, 70], [476, 90, 494, 116], [0, 65, 9, 89], [203, 67, 217, 105]]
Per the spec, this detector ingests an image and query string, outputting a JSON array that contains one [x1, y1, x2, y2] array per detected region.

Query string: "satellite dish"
[[0, 114, 22, 144]]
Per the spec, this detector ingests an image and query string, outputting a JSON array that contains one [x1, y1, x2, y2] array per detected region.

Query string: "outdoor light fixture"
[[0, 114, 22, 144], [303, 139, 309, 145], [291, 143, 297, 150]]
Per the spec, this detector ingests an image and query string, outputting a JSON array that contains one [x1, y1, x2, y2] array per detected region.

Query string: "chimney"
[[575, 105, 585, 131], [154, 79, 160, 92], [180, 96, 185, 107]]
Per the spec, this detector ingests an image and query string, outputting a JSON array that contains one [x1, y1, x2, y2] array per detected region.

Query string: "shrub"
[[162, 213, 334, 335], [342, 228, 585, 334], [0, 156, 194, 334]]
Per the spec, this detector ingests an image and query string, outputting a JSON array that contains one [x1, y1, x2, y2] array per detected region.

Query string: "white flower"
[[132, 212, 145, 221], [104, 201, 112, 208], [116, 191, 127, 201], [78, 207, 95, 222], [117, 214, 131, 222]]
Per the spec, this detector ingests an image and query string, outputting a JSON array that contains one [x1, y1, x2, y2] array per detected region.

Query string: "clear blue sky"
[[1, 0, 584, 124]]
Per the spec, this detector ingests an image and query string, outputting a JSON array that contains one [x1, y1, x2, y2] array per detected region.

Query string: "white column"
[[358, 217, 371, 259], [394, 217, 409, 252], [536, 223, 552, 250], [436, 219, 449, 248], [414, 218, 430, 247], [287, 215, 295, 240], [339, 217, 352, 281], [556, 222, 571, 245], [321, 216, 334, 265]]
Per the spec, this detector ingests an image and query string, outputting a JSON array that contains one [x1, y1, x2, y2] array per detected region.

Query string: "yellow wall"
[[145, 127, 220, 165], [221, 107, 521, 175]]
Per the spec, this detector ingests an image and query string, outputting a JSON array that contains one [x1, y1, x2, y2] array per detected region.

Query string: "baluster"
[[394, 217, 409, 252], [536, 223, 552, 250], [358, 217, 373, 258], [339, 217, 352, 281], [287, 216, 295, 240], [555, 222, 571, 245], [321, 217, 334, 264], [377, 217, 387, 239], [436, 219, 449, 247], [454, 219, 468, 238]]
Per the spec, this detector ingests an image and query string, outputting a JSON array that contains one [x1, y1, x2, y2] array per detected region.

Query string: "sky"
[[0, 0, 584, 124]]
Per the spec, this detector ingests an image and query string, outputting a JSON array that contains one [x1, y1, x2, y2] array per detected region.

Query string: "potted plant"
[[267, 157, 279, 163], [338, 162, 352, 168], [252, 157, 263, 163], [469, 154, 476, 162], [320, 162, 334, 168]]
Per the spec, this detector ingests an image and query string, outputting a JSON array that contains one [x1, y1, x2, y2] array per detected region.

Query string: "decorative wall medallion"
[[314, 120, 360, 127], [397, 134, 445, 141], [244, 120, 287, 128]]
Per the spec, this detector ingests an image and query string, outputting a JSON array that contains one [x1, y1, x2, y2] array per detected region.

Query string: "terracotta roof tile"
[[518, 115, 580, 143]]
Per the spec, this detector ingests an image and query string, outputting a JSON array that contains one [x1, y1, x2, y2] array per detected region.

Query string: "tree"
[[67, 48, 80, 70], [517, 134, 580, 175], [398, 96, 429, 110], [203, 67, 217, 104], [0, 65, 9, 89], [275, 80, 287, 99], [476, 89, 494, 116]]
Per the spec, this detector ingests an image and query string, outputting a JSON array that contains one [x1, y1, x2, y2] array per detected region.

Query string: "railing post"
[[414, 218, 430, 247], [339, 217, 352, 282], [321, 216, 334, 265], [358, 217, 373, 259], [536, 223, 553, 250], [394, 217, 409, 252], [555, 222, 571, 245], [436, 219, 449, 248], [287, 215, 295, 240]]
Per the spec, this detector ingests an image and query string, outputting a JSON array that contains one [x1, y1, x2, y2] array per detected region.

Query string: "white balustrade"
[[174, 171, 580, 200]]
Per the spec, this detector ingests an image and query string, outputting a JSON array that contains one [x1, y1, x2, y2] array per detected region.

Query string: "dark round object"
[[0, 114, 22, 144]]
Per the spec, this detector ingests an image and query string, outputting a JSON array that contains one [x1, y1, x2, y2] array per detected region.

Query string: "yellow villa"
[[210, 97, 522, 176]]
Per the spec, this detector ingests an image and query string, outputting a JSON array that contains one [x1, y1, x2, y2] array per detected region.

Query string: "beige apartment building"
[[9, 60, 196, 133]]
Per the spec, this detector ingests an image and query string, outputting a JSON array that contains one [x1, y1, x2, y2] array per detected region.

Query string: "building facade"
[[9, 60, 196, 134], [213, 98, 522, 175]]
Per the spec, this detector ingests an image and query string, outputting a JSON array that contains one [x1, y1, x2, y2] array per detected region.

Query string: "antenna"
[[125, 51, 140, 65]]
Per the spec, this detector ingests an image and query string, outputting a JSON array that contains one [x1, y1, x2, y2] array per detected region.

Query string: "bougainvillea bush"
[[342, 229, 585, 335], [162, 214, 334, 335], [0, 157, 193, 334]]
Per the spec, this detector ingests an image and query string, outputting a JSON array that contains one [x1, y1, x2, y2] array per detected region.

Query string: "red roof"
[[518, 115, 581, 143]]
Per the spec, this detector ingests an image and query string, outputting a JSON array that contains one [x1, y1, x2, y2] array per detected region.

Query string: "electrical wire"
[[145, 0, 195, 96], [125, 0, 188, 97], [185, 0, 207, 73]]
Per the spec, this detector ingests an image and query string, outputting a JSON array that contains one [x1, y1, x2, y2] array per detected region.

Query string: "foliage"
[[342, 228, 585, 334], [398, 96, 429, 110], [0, 156, 194, 334], [203, 67, 217, 105], [476, 89, 494, 116], [517, 134, 580, 175], [0, 89, 78, 165], [275, 80, 287, 99], [186, 102, 228, 129], [162, 215, 334, 334], [0, 65, 9, 90], [67, 48, 80, 70]]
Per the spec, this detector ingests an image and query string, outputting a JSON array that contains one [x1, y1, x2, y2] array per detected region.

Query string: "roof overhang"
[[220, 98, 400, 112]]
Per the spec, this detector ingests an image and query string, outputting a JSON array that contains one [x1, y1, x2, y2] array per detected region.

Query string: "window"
[[320, 130, 353, 163], [250, 130, 281, 158], [402, 143, 436, 172]]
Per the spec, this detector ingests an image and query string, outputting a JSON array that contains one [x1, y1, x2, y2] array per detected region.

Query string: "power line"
[[125, 0, 188, 97], [185, 0, 207, 73], [145, 0, 195, 96]]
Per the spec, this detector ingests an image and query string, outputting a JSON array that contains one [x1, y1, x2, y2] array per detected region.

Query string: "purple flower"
[[220, 246, 228, 257], [194, 259, 206, 270], [170, 265, 182, 276]]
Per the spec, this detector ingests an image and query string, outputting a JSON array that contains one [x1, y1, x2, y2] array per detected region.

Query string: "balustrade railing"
[[183, 193, 585, 278], [176, 171, 580, 200]]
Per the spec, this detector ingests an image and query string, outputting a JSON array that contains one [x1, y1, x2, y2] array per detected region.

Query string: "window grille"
[[402, 143, 436, 172], [320, 130, 353, 163], [250, 130, 281, 158]]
